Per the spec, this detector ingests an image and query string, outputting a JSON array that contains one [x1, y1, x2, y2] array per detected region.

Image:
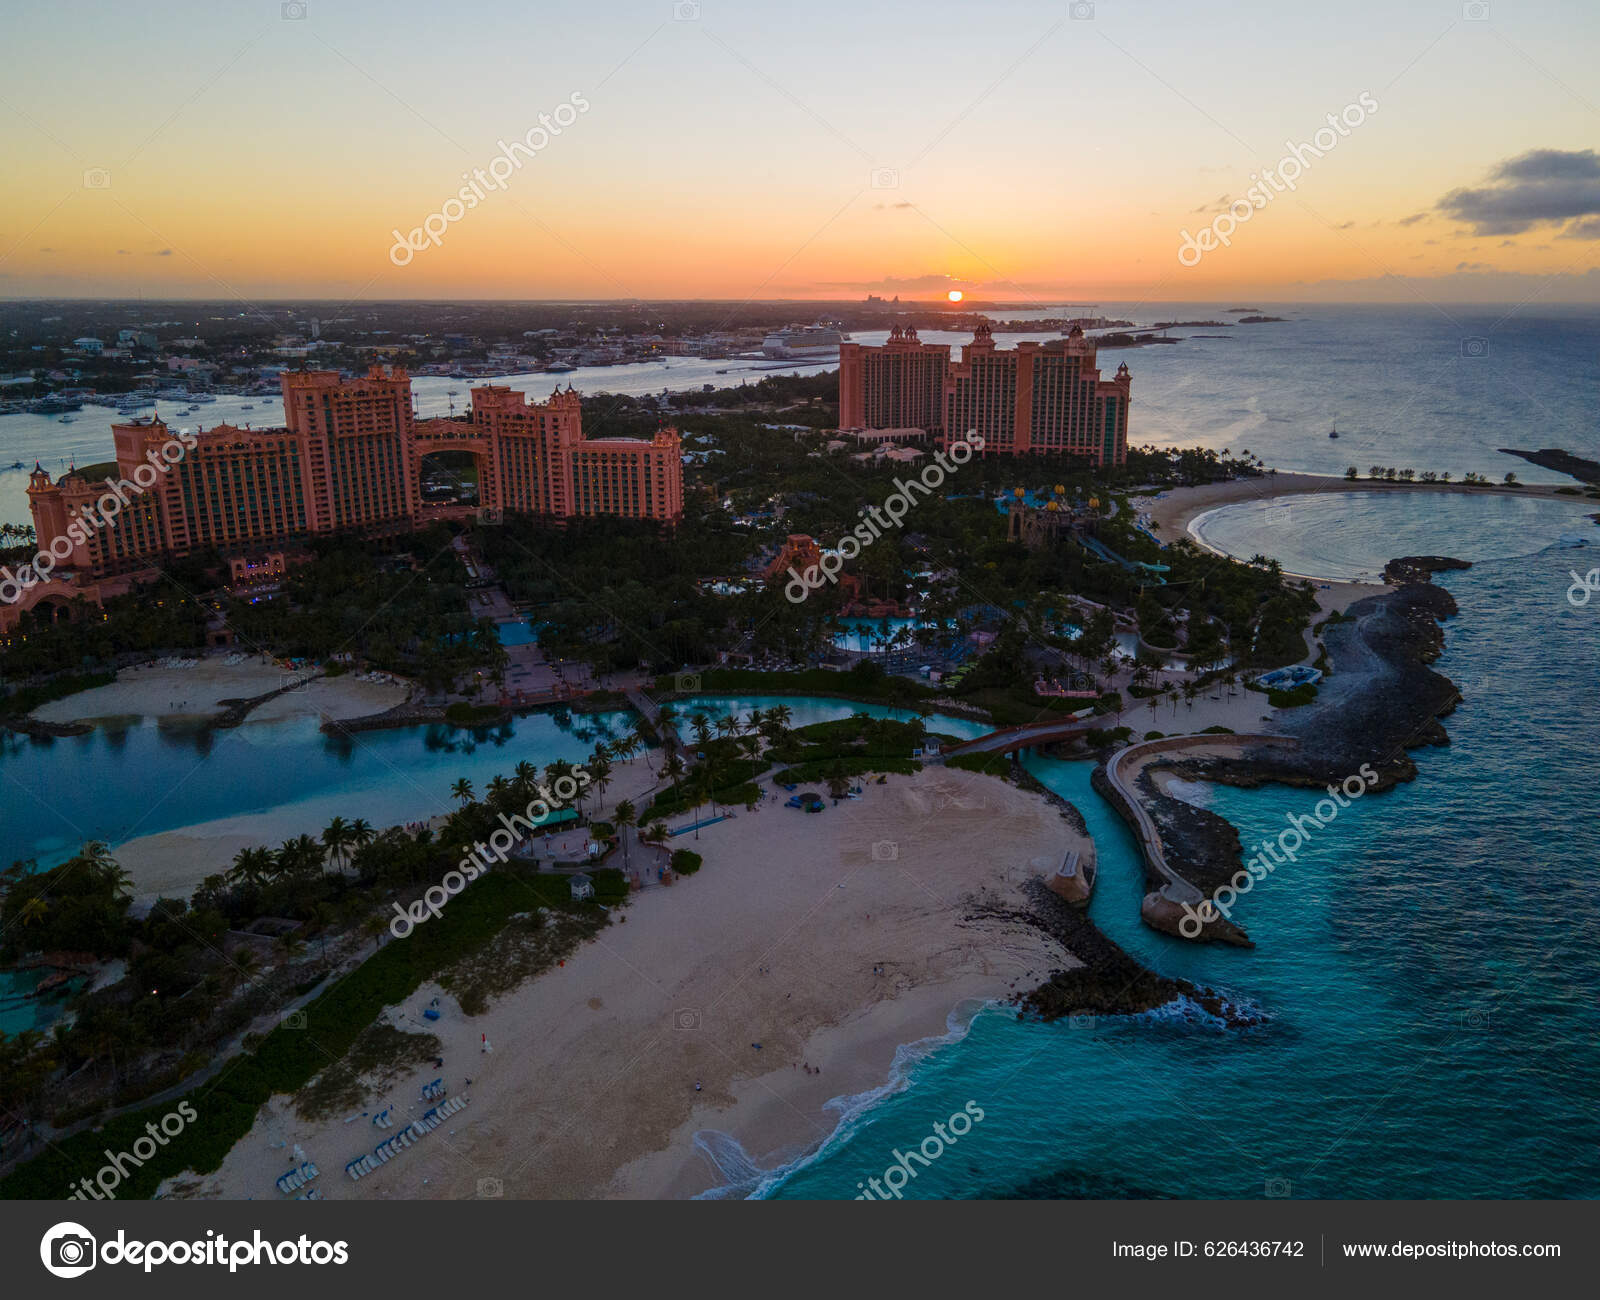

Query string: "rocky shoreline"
[[1134, 565, 1469, 947], [1000, 880, 1263, 1027]]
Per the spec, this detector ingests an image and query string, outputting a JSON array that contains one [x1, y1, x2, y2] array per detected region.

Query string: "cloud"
[[1436, 148, 1600, 235], [152, 248, 174, 256], [1397, 212, 1428, 226], [116, 248, 132, 255], [872, 201, 914, 210], [1558, 215, 1600, 240], [1455, 261, 1493, 271], [817, 273, 971, 291], [1334, 220, 1355, 229]]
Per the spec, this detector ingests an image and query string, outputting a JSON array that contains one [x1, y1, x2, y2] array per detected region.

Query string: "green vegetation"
[[670, 849, 702, 876], [0, 670, 117, 716], [1266, 682, 1318, 708], [0, 868, 612, 1200], [768, 714, 926, 784]]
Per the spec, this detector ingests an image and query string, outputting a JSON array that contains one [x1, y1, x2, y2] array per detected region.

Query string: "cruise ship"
[[761, 325, 848, 359]]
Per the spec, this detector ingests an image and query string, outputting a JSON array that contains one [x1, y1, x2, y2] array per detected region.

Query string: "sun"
[[947, 289, 964, 303]]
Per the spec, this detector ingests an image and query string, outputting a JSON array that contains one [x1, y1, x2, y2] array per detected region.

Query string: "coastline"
[[172, 765, 1089, 1201]]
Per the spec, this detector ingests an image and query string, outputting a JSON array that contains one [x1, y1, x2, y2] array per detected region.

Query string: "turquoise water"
[[0, 708, 637, 872], [766, 537, 1600, 1199], [495, 620, 539, 647], [1191, 490, 1599, 583]]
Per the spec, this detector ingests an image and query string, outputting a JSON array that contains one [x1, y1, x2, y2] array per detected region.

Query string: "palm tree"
[[18, 896, 49, 928], [589, 746, 614, 811], [613, 799, 637, 868], [487, 774, 512, 805], [690, 712, 712, 748], [451, 777, 475, 807], [322, 816, 353, 873], [229, 845, 274, 889], [641, 821, 670, 862], [513, 760, 538, 796], [663, 753, 686, 785]]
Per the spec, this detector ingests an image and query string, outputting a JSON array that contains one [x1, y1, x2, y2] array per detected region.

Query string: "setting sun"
[[947, 290, 964, 303]]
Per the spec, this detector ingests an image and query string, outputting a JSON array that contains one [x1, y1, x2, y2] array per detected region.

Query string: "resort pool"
[[495, 620, 540, 646]]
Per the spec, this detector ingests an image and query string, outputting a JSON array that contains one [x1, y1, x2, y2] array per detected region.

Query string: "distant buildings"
[[9, 366, 682, 630], [838, 324, 1131, 466]]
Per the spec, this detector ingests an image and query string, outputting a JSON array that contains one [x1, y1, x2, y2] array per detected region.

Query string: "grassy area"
[[0, 869, 611, 1200], [766, 716, 927, 785], [444, 701, 506, 726], [294, 1022, 441, 1122]]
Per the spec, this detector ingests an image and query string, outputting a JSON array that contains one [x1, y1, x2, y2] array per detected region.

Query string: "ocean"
[[761, 516, 1600, 1199], [3, 305, 1599, 1195], [3, 303, 1597, 529]]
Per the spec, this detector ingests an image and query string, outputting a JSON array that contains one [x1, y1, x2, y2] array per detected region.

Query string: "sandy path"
[[179, 766, 1082, 1201]]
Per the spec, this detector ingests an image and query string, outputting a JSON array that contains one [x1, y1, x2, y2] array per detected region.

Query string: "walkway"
[[1100, 732, 1296, 907], [939, 712, 1107, 758]]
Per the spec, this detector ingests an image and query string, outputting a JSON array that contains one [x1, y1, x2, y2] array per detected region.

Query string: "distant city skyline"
[[3, 0, 1599, 303]]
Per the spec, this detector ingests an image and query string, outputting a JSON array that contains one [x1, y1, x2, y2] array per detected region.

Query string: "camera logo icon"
[[1264, 1177, 1292, 1198], [82, 168, 111, 190], [282, 1009, 307, 1029], [870, 167, 899, 189], [673, 1007, 701, 1030], [1460, 336, 1488, 358], [476, 506, 503, 525], [673, 672, 701, 694], [1069, 0, 1095, 17], [870, 840, 899, 862], [674, 1, 700, 19], [282, 1, 309, 18], [41, 1223, 97, 1278], [477, 1176, 504, 1198]]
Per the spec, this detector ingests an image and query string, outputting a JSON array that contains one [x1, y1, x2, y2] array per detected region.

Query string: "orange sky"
[[4, 0, 1598, 303]]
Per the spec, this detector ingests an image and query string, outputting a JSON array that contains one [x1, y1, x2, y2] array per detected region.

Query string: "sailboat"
[[1328, 423, 1339, 439]]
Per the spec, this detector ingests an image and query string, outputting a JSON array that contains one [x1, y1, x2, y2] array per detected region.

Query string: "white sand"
[[31, 655, 408, 726], [174, 765, 1083, 1201]]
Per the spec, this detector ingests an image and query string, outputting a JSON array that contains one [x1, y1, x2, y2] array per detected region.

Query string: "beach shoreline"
[[168, 765, 1088, 1202]]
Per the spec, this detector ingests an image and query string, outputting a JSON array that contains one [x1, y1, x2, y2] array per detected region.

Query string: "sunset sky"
[[4, 0, 1599, 303]]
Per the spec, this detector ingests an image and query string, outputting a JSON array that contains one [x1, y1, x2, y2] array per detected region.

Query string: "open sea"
[[2, 305, 1599, 1195]]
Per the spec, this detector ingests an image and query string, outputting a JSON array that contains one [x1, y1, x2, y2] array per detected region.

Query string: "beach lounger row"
[[276, 1161, 319, 1194], [295, 1188, 323, 1201], [421, 1077, 446, 1100], [372, 1107, 395, 1128], [346, 1097, 469, 1181]]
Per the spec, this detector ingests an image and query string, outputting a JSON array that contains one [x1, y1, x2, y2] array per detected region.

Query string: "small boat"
[[1328, 424, 1339, 438], [715, 369, 728, 374], [241, 403, 254, 409], [58, 414, 73, 423]]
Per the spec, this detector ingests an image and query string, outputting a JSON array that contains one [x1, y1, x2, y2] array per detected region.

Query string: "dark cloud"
[[151, 248, 173, 256], [1455, 260, 1492, 271], [1558, 215, 1600, 240], [1436, 148, 1600, 235], [1397, 212, 1428, 226]]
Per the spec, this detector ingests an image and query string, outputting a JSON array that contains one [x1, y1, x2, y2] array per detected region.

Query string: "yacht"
[[1328, 424, 1339, 439]]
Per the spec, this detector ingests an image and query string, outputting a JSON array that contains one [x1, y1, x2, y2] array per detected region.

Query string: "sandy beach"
[[30, 654, 409, 727], [174, 764, 1084, 1201]]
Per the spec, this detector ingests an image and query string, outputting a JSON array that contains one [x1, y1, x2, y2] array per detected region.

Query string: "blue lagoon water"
[[0, 708, 637, 872], [767, 523, 1600, 1199]]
